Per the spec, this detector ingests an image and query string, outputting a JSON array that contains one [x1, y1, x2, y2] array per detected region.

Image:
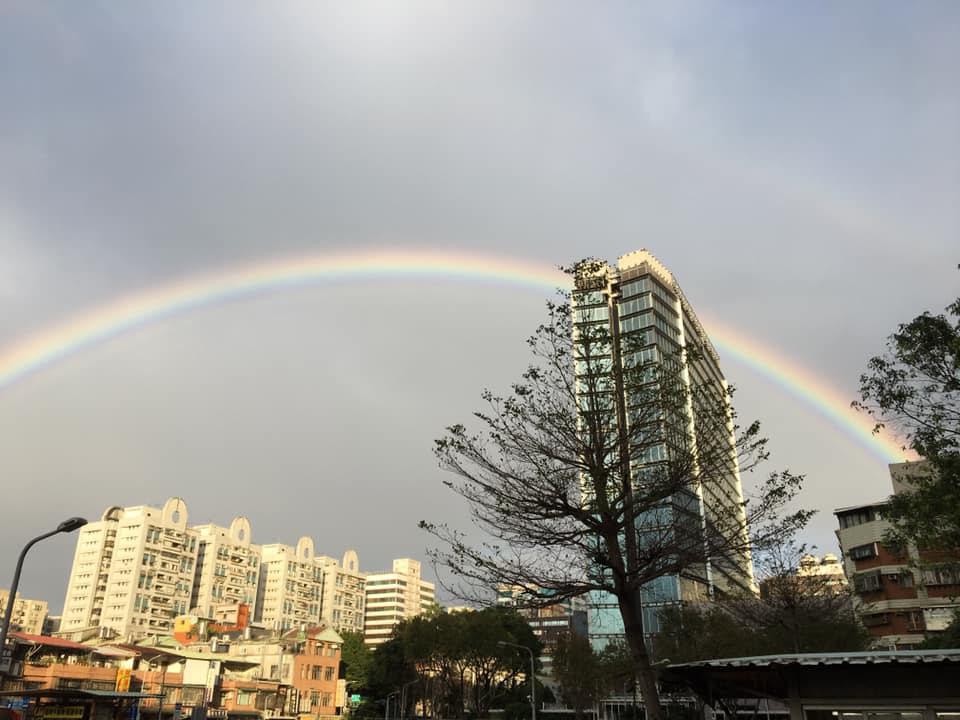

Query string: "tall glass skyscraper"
[[571, 249, 754, 647]]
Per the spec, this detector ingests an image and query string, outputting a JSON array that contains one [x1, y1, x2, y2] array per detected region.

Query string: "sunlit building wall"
[[61, 498, 198, 640], [363, 558, 435, 646], [191, 518, 261, 618], [316, 550, 366, 634], [0, 590, 48, 635], [255, 537, 324, 632]]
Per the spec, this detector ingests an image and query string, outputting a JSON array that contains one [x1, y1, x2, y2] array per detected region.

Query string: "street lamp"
[[399, 678, 419, 720], [384, 690, 400, 720], [498, 641, 536, 720], [0, 517, 87, 657]]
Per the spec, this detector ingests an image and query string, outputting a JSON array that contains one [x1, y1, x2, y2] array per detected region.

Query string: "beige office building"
[[0, 591, 48, 635], [191, 518, 261, 618], [61, 498, 198, 640], [256, 537, 324, 632], [363, 558, 435, 646], [316, 550, 366, 634]]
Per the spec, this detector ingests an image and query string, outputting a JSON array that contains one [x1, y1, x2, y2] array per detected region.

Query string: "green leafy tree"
[[657, 539, 869, 661], [375, 607, 540, 720], [361, 636, 418, 719], [340, 631, 373, 710], [551, 634, 648, 719], [551, 634, 602, 719], [854, 297, 960, 551], [423, 263, 810, 720], [656, 603, 755, 663]]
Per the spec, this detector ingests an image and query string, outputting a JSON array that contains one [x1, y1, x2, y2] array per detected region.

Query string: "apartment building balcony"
[[21, 662, 118, 691]]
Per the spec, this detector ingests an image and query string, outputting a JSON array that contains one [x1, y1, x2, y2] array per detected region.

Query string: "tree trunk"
[[617, 591, 664, 720]]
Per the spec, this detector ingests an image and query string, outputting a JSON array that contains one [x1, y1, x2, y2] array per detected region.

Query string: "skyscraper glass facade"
[[572, 250, 753, 648]]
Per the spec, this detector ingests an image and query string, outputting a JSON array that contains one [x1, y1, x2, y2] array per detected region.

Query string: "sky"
[[0, 1, 957, 614]]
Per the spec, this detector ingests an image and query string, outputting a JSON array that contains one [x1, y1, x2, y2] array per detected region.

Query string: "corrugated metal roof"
[[668, 649, 960, 670], [9, 632, 92, 652], [91, 645, 138, 658]]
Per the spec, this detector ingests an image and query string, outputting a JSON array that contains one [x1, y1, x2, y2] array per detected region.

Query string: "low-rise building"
[[834, 461, 960, 649], [285, 626, 342, 717], [0, 632, 119, 692], [2, 624, 343, 720]]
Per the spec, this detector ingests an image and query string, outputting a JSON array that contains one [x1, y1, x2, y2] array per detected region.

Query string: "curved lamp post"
[[498, 640, 536, 720], [0, 517, 88, 658], [399, 678, 419, 720], [384, 690, 400, 720]]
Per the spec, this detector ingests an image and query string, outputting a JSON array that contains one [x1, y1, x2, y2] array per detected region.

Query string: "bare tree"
[[422, 265, 810, 720]]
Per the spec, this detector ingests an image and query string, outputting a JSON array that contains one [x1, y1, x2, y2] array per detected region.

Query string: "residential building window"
[[861, 612, 889, 627], [848, 543, 877, 561], [839, 509, 879, 529], [324, 666, 335, 681], [853, 571, 882, 592], [921, 566, 960, 586]]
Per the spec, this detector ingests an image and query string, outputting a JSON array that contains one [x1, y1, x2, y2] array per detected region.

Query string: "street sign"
[[350, 695, 361, 703]]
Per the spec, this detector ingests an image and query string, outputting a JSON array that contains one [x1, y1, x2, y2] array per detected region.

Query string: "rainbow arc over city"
[[0, 248, 907, 463]]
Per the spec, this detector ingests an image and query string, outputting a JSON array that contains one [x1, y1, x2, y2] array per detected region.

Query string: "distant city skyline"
[[56, 495, 432, 642]]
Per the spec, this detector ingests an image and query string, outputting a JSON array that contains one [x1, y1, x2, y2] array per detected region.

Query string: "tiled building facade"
[[835, 462, 960, 649]]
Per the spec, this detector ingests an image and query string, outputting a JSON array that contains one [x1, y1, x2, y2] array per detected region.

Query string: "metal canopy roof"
[[663, 649, 960, 705], [666, 648, 960, 670], [0, 689, 161, 700]]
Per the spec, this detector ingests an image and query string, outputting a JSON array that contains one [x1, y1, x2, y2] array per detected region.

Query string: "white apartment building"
[[316, 550, 366, 634], [0, 590, 48, 635], [363, 558, 436, 646], [191, 518, 261, 618], [61, 498, 199, 641], [256, 537, 324, 632]]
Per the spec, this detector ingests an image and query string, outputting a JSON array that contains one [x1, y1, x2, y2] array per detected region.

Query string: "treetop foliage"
[[854, 296, 960, 552], [353, 607, 541, 720]]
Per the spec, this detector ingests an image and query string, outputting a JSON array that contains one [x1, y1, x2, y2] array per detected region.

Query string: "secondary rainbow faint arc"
[[0, 248, 906, 463]]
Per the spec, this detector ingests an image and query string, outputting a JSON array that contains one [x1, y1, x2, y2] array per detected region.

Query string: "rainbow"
[[0, 248, 907, 463]]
